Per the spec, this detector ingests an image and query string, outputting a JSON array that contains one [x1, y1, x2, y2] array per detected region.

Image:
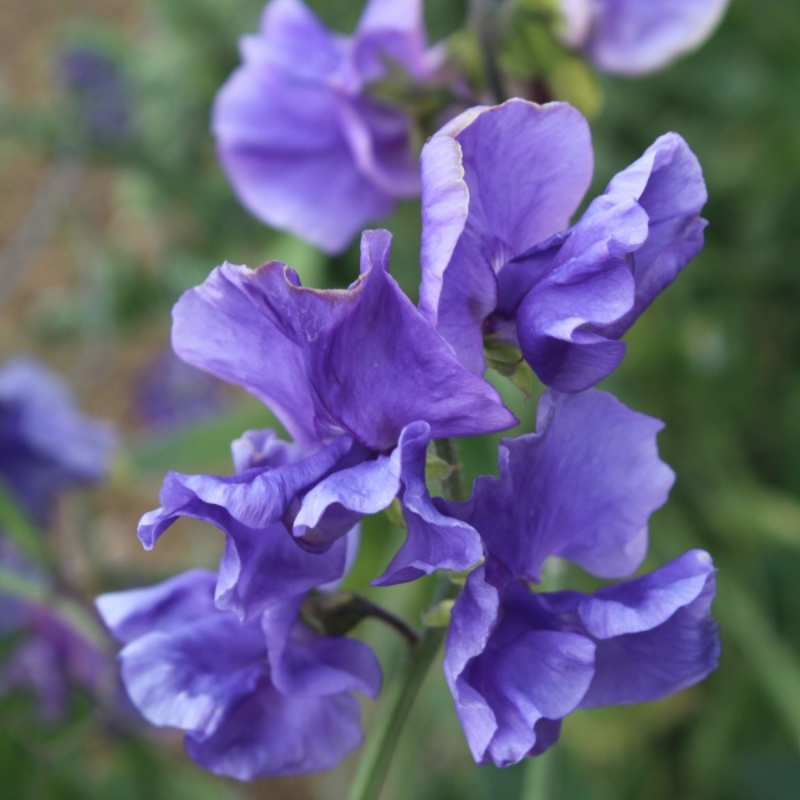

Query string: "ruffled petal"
[[579, 551, 720, 706], [185, 680, 365, 780], [263, 597, 382, 699], [418, 100, 594, 372], [111, 578, 266, 737], [96, 569, 218, 644], [600, 133, 708, 338], [294, 422, 483, 582], [444, 569, 595, 767], [450, 390, 674, 582], [137, 439, 356, 621]]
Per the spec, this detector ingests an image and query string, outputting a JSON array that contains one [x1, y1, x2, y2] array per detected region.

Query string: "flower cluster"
[[212, 0, 730, 257], [99, 96, 720, 780]]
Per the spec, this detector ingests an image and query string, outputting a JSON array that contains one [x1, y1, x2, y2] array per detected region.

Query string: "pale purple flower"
[[138, 230, 512, 620], [212, 0, 444, 253], [0, 357, 115, 526], [419, 99, 708, 391], [560, 0, 730, 75], [96, 569, 381, 780], [441, 389, 719, 766]]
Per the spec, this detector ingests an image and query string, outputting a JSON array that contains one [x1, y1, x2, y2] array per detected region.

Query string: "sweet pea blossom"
[[441, 390, 720, 765], [0, 357, 115, 526], [96, 570, 381, 779], [139, 229, 515, 620], [212, 0, 444, 253], [419, 99, 708, 391], [560, 0, 730, 76]]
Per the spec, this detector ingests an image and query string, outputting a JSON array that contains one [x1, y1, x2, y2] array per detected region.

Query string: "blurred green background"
[[0, 0, 799, 798]]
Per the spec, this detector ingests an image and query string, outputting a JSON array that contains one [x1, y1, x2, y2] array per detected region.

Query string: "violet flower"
[[96, 569, 381, 779], [559, 0, 730, 76], [139, 229, 514, 620], [212, 0, 444, 253], [419, 99, 708, 391], [441, 390, 720, 766], [0, 357, 115, 526]]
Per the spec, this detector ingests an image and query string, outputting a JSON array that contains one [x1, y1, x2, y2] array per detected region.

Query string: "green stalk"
[[520, 746, 556, 800], [346, 439, 467, 800], [346, 575, 456, 800]]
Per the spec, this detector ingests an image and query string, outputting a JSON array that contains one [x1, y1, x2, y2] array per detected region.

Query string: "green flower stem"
[[346, 438, 467, 800], [470, 0, 508, 104], [346, 575, 458, 800], [520, 746, 556, 800]]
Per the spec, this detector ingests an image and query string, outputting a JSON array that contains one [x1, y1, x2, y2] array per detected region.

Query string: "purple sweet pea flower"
[[445, 552, 719, 766], [0, 357, 115, 526], [96, 569, 381, 780], [212, 0, 444, 253], [560, 0, 730, 76], [441, 390, 718, 766], [419, 99, 708, 391], [139, 229, 513, 618]]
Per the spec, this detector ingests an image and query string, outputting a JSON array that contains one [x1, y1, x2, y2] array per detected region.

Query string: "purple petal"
[[374, 422, 483, 584], [451, 390, 674, 582], [263, 597, 382, 699], [230, 428, 316, 473], [577, 0, 729, 76], [419, 100, 593, 372], [294, 422, 483, 581], [178, 231, 514, 452], [579, 550, 720, 706], [513, 193, 645, 391], [117, 604, 265, 737], [137, 440, 356, 621], [185, 679, 364, 780], [96, 569, 218, 644], [600, 133, 708, 338], [172, 262, 321, 445], [444, 568, 595, 767], [355, 0, 444, 81]]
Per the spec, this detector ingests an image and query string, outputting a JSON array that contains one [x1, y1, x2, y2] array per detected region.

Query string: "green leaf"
[[716, 578, 800, 751], [422, 599, 454, 628], [0, 481, 49, 569], [385, 498, 406, 529], [425, 451, 455, 483]]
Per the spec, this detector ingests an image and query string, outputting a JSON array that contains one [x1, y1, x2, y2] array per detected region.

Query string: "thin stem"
[[434, 437, 467, 503], [346, 438, 466, 800], [520, 746, 556, 800], [347, 575, 456, 800], [470, 0, 508, 104]]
